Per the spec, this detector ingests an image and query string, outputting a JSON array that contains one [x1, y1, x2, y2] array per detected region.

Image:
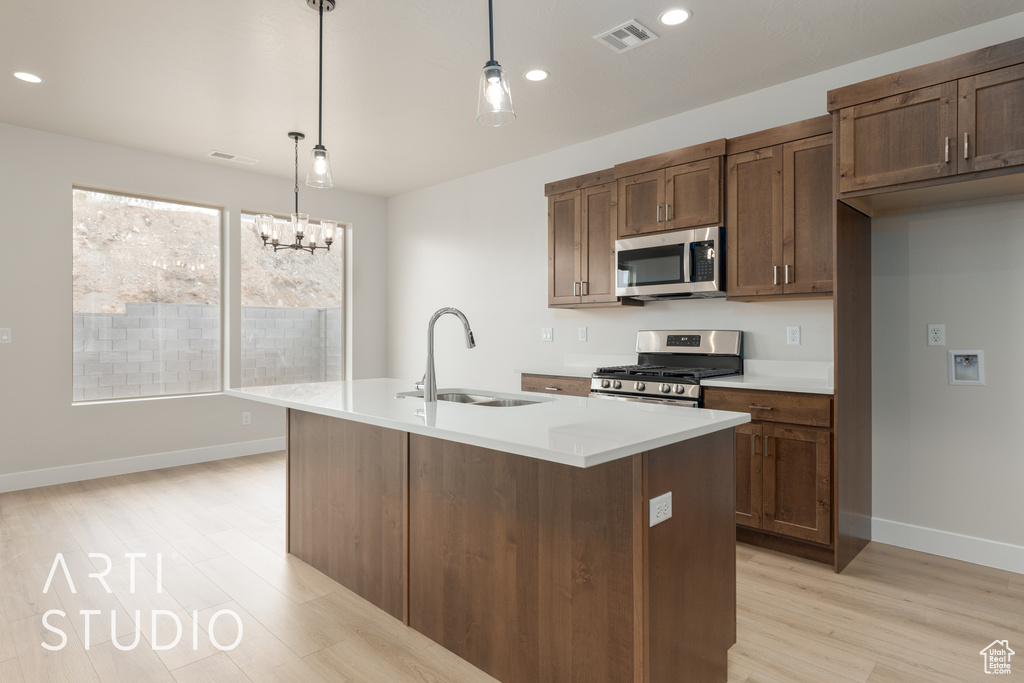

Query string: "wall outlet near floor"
[[787, 325, 801, 345], [578, 326, 587, 342], [541, 327, 553, 342], [242, 411, 252, 425], [927, 323, 945, 346], [649, 491, 672, 527], [0, 328, 10, 344]]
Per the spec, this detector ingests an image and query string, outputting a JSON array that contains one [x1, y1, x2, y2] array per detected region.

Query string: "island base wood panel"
[[287, 409, 408, 622], [407, 430, 737, 683]]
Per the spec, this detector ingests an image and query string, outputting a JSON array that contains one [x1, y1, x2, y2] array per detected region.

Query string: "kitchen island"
[[228, 379, 749, 683]]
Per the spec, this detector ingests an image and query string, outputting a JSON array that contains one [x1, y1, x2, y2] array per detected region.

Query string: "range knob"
[[659, 383, 671, 394], [635, 382, 646, 392], [674, 385, 686, 394], [600, 379, 611, 389], [612, 380, 622, 390]]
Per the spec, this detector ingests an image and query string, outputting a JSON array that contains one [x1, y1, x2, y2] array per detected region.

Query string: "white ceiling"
[[2, 0, 1023, 197]]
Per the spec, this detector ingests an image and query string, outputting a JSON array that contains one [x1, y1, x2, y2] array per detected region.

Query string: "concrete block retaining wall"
[[72, 303, 343, 401]]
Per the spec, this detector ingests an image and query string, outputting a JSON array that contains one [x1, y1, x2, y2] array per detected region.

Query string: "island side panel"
[[645, 428, 736, 683], [288, 410, 408, 621], [408, 434, 638, 683]]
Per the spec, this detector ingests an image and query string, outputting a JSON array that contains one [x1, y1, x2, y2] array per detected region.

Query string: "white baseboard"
[[0, 437, 286, 494], [872, 517, 1024, 575]]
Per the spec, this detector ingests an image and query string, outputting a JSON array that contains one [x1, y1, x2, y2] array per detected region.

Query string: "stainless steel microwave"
[[614, 227, 725, 300]]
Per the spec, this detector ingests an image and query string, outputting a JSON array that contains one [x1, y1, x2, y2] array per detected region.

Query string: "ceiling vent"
[[207, 150, 259, 165], [594, 20, 659, 53]]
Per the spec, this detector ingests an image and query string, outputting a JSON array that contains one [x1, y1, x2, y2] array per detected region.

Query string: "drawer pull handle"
[[544, 387, 562, 392], [750, 404, 773, 411], [657, 204, 663, 222]]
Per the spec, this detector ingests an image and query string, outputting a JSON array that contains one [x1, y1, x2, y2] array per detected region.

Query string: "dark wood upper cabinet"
[[726, 146, 783, 297], [614, 140, 726, 238], [830, 38, 1024, 215], [838, 82, 958, 193], [959, 62, 1024, 173], [547, 190, 582, 306], [546, 173, 639, 308], [783, 135, 834, 295], [726, 117, 833, 300]]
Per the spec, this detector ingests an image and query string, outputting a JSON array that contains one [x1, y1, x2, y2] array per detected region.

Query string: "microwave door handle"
[[684, 239, 693, 284]]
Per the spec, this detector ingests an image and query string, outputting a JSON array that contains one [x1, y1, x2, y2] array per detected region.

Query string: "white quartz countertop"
[[701, 360, 835, 395], [227, 378, 749, 469]]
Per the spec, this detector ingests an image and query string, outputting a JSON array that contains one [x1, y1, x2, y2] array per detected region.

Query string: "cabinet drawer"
[[521, 374, 591, 398], [703, 387, 832, 428]]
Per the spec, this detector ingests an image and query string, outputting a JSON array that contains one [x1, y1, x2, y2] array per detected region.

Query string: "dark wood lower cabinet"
[[287, 410, 408, 621], [288, 409, 737, 683]]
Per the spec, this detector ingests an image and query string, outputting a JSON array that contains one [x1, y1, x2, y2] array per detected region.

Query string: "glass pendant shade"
[[320, 220, 338, 245], [255, 214, 275, 239], [477, 62, 515, 126], [306, 145, 333, 188], [291, 212, 309, 240]]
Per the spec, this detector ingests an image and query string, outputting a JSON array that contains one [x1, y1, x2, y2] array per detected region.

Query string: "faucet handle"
[[415, 373, 425, 391]]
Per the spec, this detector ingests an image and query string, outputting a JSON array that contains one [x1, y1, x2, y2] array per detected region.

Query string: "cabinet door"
[[580, 182, 618, 303], [726, 147, 783, 297], [762, 425, 831, 545], [782, 135, 833, 295], [838, 82, 958, 193], [617, 169, 665, 237], [734, 422, 763, 529], [664, 157, 723, 230], [959, 63, 1024, 173], [548, 191, 581, 306]]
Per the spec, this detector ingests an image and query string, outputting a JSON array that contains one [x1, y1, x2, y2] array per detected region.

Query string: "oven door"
[[589, 391, 699, 408], [615, 230, 693, 298]]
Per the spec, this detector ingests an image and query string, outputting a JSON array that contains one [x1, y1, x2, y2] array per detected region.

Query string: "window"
[[72, 189, 221, 401], [240, 213, 345, 386]]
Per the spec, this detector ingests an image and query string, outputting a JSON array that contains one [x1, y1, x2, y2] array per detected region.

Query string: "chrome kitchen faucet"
[[423, 307, 476, 402]]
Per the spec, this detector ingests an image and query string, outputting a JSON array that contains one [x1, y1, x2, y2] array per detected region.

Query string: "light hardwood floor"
[[0, 452, 1020, 682]]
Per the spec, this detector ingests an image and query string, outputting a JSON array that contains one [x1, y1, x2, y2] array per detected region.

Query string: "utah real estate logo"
[[980, 640, 1014, 675]]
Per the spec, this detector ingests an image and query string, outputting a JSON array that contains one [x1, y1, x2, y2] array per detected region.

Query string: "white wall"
[[388, 13, 1024, 571], [872, 200, 1024, 570], [0, 122, 388, 486]]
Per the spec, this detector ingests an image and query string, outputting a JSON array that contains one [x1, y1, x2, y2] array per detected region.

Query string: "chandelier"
[[256, 132, 336, 253]]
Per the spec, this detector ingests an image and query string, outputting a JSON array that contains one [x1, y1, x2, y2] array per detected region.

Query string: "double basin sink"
[[396, 389, 552, 408]]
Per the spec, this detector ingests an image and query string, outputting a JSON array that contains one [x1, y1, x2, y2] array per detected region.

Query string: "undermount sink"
[[396, 389, 548, 407]]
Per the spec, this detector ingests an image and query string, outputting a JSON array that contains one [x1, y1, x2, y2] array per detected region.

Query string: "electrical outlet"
[[0, 328, 10, 344], [649, 491, 672, 527], [927, 323, 945, 347], [578, 326, 587, 342], [787, 325, 801, 345], [242, 411, 251, 425], [541, 328, 553, 342]]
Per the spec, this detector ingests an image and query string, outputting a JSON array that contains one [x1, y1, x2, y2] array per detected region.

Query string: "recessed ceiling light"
[[524, 69, 549, 82], [12, 71, 43, 84], [659, 8, 691, 26]]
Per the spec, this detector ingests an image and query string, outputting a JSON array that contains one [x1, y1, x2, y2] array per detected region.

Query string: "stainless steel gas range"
[[590, 330, 742, 408]]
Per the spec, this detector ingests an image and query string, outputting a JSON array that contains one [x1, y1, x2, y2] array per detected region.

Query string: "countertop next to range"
[[700, 360, 834, 395], [226, 378, 749, 469]]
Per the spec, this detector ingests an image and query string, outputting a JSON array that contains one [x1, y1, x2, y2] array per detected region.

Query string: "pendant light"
[[306, 0, 335, 188], [256, 132, 335, 254], [476, 0, 515, 126]]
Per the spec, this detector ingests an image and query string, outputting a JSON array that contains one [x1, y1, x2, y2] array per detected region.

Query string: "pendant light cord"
[[294, 136, 300, 214], [488, 0, 495, 63], [318, 0, 324, 146]]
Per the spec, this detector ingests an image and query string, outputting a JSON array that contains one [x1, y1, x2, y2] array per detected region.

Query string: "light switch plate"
[[0, 328, 10, 344], [578, 326, 587, 342], [541, 328, 553, 342]]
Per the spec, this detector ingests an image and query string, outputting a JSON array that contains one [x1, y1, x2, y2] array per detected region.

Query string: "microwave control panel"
[[691, 241, 717, 282]]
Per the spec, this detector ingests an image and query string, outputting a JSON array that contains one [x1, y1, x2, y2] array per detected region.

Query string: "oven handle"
[[589, 392, 698, 407]]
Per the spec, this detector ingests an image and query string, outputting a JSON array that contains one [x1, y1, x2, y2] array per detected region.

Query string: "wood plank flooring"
[[0, 452, 1020, 682]]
